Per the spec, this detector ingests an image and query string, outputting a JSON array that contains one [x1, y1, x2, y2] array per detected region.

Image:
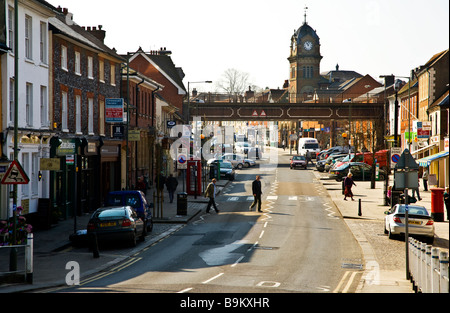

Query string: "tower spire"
[[304, 6, 308, 24]]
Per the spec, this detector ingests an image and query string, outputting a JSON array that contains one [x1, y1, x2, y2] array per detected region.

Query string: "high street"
[[45, 149, 363, 293]]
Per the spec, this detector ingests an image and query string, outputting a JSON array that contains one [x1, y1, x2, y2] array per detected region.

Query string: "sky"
[[48, 0, 449, 92]]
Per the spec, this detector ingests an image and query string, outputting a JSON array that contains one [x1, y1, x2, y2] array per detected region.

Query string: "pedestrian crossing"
[[224, 195, 315, 202]]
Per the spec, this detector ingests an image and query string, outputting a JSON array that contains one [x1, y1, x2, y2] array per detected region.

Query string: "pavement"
[[0, 149, 448, 293]]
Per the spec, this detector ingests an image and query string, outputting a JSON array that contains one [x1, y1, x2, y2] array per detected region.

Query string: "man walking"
[[166, 174, 178, 203], [204, 178, 219, 213], [249, 175, 263, 212]]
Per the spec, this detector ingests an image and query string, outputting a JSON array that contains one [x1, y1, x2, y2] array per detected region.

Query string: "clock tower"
[[288, 8, 323, 102]]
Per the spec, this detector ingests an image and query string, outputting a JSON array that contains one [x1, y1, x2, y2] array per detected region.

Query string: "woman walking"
[[344, 172, 356, 201]]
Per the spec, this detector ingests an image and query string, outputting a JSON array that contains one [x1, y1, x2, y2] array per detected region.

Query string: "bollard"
[[439, 251, 449, 293], [358, 199, 362, 216], [25, 233, 33, 284], [431, 247, 440, 293], [90, 232, 100, 258]]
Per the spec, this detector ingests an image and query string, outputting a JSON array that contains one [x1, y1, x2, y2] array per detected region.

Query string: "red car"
[[290, 155, 307, 169]]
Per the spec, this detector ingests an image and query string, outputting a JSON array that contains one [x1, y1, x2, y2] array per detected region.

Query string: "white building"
[[1, 0, 56, 219]]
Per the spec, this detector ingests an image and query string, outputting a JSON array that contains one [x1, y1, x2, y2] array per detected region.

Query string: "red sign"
[[1, 160, 30, 185]]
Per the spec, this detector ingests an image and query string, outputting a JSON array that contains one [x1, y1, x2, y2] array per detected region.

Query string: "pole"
[[10, 0, 19, 272], [405, 187, 410, 280]]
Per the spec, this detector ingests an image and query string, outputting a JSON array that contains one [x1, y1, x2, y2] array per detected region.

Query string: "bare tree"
[[216, 68, 250, 101]]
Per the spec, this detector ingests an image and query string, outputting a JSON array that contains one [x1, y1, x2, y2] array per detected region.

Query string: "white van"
[[298, 138, 320, 159]]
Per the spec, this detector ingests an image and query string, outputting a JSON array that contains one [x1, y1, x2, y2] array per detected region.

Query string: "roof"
[[295, 22, 320, 44], [49, 12, 125, 63], [129, 49, 186, 95]]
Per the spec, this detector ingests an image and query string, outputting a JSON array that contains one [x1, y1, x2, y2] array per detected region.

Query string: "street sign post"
[[1, 160, 29, 185]]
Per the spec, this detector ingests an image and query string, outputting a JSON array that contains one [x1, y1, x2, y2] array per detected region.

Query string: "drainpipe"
[[135, 78, 145, 188], [150, 86, 160, 186]]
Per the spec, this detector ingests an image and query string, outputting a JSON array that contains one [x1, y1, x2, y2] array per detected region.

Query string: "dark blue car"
[[105, 191, 153, 232]]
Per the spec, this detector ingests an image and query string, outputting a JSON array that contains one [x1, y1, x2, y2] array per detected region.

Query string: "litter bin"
[[177, 192, 187, 215], [430, 187, 445, 222]]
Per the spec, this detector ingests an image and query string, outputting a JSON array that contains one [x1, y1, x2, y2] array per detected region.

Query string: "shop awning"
[[416, 151, 449, 167]]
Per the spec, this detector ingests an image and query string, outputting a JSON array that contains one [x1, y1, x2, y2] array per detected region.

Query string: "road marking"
[[256, 281, 280, 288], [259, 230, 265, 239], [266, 196, 278, 200], [264, 222, 268, 228], [288, 196, 297, 200], [333, 271, 350, 293], [178, 287, 193, 293], [202, 272, 224, 284], [231, 256, 245, 267], [342, 271, 358, 293]]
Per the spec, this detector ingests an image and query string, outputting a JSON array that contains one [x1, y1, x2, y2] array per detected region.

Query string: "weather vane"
[[304, 5, 308, 24]]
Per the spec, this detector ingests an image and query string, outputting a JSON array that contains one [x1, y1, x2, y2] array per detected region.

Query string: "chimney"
[[85, 25, 106, 43]]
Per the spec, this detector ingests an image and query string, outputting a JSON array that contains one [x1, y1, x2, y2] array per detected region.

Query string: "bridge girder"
[[188, 102, 384, 121]]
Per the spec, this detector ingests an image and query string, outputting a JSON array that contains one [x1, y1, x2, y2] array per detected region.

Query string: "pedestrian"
[[204, 178, 219, 213], [444, 187, 450, 221], [343, 172, 356, 201], [387, 185, 392, 205], [422, 168, 429, 191], [412, 179, 422, 201], [155, 173, 166, 202], [249, 175, 263, 212], [306, 150, 313, 166], [166, 174, 178, 203], [137, 176, 146, 194]]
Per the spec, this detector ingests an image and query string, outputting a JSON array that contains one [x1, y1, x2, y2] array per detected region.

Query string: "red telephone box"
[[187, 160, 202, 196]]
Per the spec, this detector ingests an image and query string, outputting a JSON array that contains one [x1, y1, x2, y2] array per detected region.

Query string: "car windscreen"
[[97, 208, 126, 219], [220, 162, 232, 168], [293, 156, 305, 160], [304, 143, 319, 149]]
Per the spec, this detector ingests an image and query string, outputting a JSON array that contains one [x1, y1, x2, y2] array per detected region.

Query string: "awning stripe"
[[416, 151, 449, 167]]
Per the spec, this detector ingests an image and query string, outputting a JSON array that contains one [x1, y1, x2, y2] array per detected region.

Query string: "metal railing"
[[0, 233, 33, 284], [409, 238, 449, 293]]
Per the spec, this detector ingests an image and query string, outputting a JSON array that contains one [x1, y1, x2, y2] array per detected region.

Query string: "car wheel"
[[426, 236, 434, 244], [388, 227, 396, 240], [147, 219, 153, 232], [384, 223, 389, 234], [129, 232, 137, 247], [237, 163, 243, 169], [245, 162, 250, 168]]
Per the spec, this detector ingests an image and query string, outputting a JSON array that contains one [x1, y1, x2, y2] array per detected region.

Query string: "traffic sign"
[[177, 148, 187, 169], [390, 147, 402, 168], [1, 160, 30, 185]]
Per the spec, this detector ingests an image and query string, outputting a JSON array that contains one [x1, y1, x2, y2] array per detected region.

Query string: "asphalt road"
[[52, 153, 364, 294]]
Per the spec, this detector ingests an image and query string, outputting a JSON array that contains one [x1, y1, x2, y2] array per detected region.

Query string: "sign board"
[[1, 160, 30, 185], [40, 158, 61, 171], [0, 162, 11, 180], [112, 125, 124, 138], [394, 171, 419, 189], [395, 148, 418, 170], [128, 130, 141, 141], [167, 120, 176, 129], [105, 98, 124, 123], [390, 147, 402, 168], [66, 154, 75, 165], [177, 148, 188, 169]]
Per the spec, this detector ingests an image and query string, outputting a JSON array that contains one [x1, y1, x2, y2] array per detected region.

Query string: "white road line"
[[177, 287, 193, 293], [202, 272, 224, 284], [231, 256, 245, 267], [259, 230, 265, 239]]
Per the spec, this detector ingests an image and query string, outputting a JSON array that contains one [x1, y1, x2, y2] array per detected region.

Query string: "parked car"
[[105, 190, 153, 232], [315, 159, 327, 172], [290, 155, 307, 169], [384, 204, 434, 243], [87, 206, 146, 247], [235, 142, 252, 154], [329, 162, 386, 181], [219, 153, 246, 169], [323, 154, 347, 172], [208, 160, 236, 180]]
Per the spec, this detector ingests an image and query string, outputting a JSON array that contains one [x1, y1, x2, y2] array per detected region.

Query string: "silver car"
[[384, 204, 435, 244]]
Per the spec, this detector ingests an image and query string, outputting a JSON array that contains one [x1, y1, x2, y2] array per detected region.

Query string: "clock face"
[[304, 41, 313, 51]]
